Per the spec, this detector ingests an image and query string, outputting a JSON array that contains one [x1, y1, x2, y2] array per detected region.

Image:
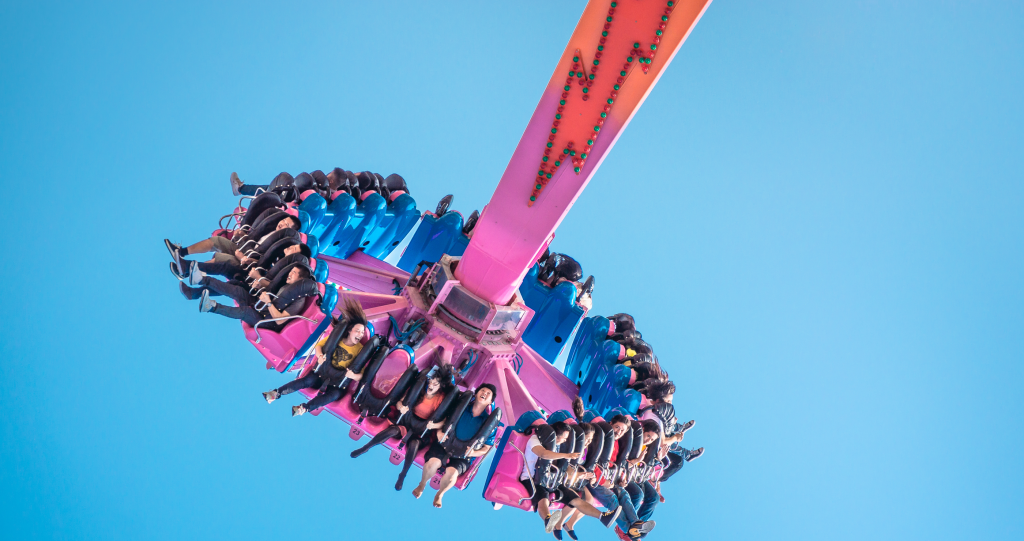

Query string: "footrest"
[[349, 425, 365, 440], [429, 471, 443, 490], [389, 449, 405, 465]]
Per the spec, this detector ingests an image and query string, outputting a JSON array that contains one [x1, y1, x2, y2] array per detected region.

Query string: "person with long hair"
[[261, 298, 369, 415], [350, 363, 457, 490]]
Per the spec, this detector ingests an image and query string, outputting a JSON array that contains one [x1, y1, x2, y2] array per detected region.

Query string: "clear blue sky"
[[2, 1, 1022, 540]]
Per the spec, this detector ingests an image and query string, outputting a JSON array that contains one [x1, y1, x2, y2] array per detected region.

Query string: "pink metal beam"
[[455, 0, 714, 304]]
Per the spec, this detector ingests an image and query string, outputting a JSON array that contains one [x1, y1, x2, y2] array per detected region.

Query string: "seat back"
[[396, 211, 467, 272], [363, 193, 420, 259], [312, 192, 357, 240], [321, 193, 387, 259], [520, 265, 586, 362], [244, 282, 334, 372], [370, 347, 413, 399]]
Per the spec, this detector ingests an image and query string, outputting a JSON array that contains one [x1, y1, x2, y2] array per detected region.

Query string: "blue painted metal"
[[396, 212, 469, 272], [312, 193, 357, 241], [313, 258, 329, 284], [298, 193, 328, 233], [321, 193, 387, 258], [563, 316, 611, 386], [363, 193, 421, 259], [519, 264, 586, 363]]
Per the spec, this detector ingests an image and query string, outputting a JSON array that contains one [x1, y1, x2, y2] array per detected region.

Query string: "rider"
[[412, 384, 498, 509], [165, 213, 299, 277], [180, 263, 315, 329], [261, 299, 368, 415], [349, 364, 457, 491], [520, 421, 622, 534], [619, 420, 663, 537], [580, 410, 654, 540]]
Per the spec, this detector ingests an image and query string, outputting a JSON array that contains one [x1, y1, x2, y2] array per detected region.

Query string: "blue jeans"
[[661, 448, 687, 483], [625, 481, 659, 522], [589, 484, 638, 530]]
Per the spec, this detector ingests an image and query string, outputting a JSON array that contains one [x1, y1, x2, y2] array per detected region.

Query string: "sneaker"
[[686, 447, 705, 462], [230, 172, 243, 196], [565, 529, 578, 541], [169, 262, 185, 281], [544, 510, 563, 534], [187, 262, 205, 287], [292, 404, 306, 416], [179, 282, 199, 300], [553, 530, 563, 541], [678, 419, 696, 435], [165, 239, 186, 274], [263, 390, 279, 404], [164, 239, 181, 259], [599, 507, 622, 528], [628, 521, 655, 538], [614, 527, 631, 541], [198, 289, 216, 313]]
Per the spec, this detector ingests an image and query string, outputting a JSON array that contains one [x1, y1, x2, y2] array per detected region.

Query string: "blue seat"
[[321, 193, 387, 259], [520, 265, 586, 363], [363, 193, 420, 260], [563, 316, 612, 385], [312, 193, 357, 249], [313, 258, 329, 284], [396, 211, 468, 272], [298, 193, 328, 234]]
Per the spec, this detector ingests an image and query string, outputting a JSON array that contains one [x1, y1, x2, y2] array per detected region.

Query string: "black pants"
[[199, 276, 263, 326], [661, 451, 684, 483], [197, 258, 244, 280], [276, 374, 352, 410]]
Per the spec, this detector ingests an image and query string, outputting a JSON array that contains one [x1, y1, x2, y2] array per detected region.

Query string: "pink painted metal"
[[455, 0, 715, 305]]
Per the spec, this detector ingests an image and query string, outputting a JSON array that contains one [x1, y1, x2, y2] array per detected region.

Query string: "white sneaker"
[[230, 172, 243, 196], [187, 262, 205, 287], [544, 509, 563, 533]]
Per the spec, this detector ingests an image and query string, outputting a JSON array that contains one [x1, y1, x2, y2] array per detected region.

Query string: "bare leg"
[[556, 508, 578, 529], [569, 497, 605, 519], [184, 238, 215, 255], [433, 466, 459, 508], [413, 458, 442, 499], [566, 509, 585, 529], [537, 497, 552, 519]]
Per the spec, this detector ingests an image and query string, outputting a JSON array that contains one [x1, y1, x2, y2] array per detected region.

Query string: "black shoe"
[[170, 262, 185, 280], [553, 530, 563, 541], [164, 239, 181, 259], [565, 529, 578, 541], [350, 446, 369, 459], [395, 474, 405, 491], [165, 239, 186, 273], [686, 447, 705, 462], [679, 419, 696, 435], [599, 507, 622, 528], [178, 282, 200, 300]]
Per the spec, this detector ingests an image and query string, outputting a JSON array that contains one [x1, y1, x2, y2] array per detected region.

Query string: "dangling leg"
[[351, 425, 400, 458], [395, 437, 421, 491]]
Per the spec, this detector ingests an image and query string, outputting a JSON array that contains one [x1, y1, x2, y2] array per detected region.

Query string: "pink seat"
[[243, 284, 326, 371], [369, 348, 412, 399], [483, 431, 537, 511]]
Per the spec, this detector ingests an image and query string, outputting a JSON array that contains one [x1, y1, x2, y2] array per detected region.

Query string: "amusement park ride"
[[191, 0, 711, 519]]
